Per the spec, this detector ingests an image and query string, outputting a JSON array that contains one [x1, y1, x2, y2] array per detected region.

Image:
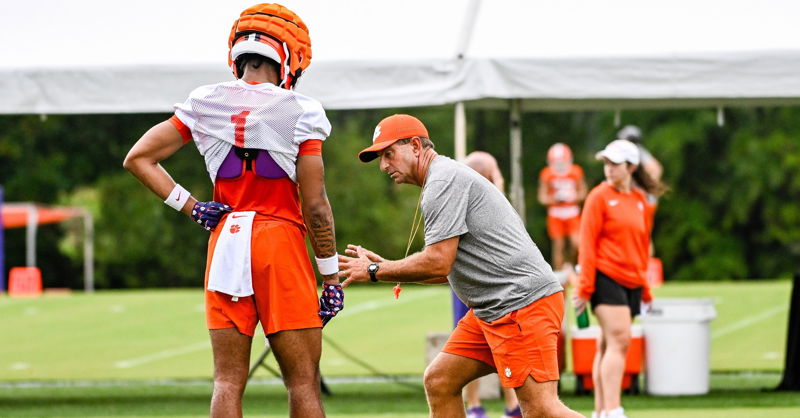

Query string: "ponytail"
[[632, 164, 668, 197]]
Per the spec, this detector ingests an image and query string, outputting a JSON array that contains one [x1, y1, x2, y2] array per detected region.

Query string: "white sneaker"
[[605, 407, 627, 418]]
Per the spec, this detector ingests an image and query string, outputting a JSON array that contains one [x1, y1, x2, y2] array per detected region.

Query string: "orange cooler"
[[571, 324, 644, 394], [8, 267, 43, 297]]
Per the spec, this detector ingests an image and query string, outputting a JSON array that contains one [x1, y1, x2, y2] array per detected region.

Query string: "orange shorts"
[[204, 216, 321, 337], [442, 292, 564, 388], [546, 215, 580, 239]]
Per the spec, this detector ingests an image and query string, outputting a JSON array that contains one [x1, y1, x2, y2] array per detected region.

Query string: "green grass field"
[[0, 280, 797, 416], [0, 373, 797, 417]]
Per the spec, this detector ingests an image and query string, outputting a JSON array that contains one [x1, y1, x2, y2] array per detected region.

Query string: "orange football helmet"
[[228, 3, 312, 89]]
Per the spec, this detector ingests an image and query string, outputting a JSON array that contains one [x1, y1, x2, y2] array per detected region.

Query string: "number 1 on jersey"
[[231, 110, 250, 148]]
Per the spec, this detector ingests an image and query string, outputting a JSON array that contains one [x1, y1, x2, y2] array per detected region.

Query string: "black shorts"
[[590, 270, 642, 317]]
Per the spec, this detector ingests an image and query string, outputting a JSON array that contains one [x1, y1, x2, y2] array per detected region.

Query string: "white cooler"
[[642, 298, 717, 395]]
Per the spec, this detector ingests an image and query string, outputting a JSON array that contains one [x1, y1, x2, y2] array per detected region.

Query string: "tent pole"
[[509, 99, 525, 223], [455, 0, 482, 58], [455, 102, 467, 161], [83, 210, 94, 293], [25, 203, 37, 267]]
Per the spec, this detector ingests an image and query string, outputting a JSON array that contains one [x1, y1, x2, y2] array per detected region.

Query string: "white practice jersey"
[[173, 79, 331, 183]]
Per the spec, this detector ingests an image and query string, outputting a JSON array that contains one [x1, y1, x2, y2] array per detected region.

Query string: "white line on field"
[[113, 288, 443, 369], [711, 304, 788, 340], [114, 341, 210, 369], [0, 375, 426, 389], [336, 287, 442, 317]]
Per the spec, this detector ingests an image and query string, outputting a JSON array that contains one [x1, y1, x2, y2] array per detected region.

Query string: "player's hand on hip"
[[191, 201, 232, 231], [318, 283, 344, 326]]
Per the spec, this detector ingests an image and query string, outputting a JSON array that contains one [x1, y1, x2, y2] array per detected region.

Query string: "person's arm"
[[419, 277, 449, 284], [643, 157, 663, 182], [537, 179, 552, 206], [576, 190, 603, 302], [339, 237, 459, 286], [576, 173, 588, 203], [641, 194, 655, 302], [123, 121, 197, 216], [296, 154, 338, 284]]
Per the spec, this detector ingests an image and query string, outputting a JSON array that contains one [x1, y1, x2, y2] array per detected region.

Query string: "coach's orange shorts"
[[204, 216, 321, 337], [546, 215, 580, 239], [443, 292, 564, 388]]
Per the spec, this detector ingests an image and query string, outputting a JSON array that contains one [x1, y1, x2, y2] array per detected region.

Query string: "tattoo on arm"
[[307, 208, 336, 258]]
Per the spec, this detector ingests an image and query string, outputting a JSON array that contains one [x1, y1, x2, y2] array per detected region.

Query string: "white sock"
[[605, 407, 626, 418]]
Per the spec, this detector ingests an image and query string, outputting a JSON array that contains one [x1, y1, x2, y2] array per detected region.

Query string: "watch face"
[[368, 263, 378, 272]]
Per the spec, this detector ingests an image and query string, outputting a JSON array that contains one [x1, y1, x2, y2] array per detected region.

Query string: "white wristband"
[[164, 184, 191, 212], [315, 253, 339, 275]]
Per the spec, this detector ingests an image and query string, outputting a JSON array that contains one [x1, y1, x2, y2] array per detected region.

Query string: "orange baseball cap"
[[358, 114, 429, 162]]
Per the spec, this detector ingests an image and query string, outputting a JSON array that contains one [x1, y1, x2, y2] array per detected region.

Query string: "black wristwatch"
[[368, 262, 379, 282]]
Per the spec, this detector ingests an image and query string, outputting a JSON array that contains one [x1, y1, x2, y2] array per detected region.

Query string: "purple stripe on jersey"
[[217, 148, 243, 178], [255, 150, 288, 178]]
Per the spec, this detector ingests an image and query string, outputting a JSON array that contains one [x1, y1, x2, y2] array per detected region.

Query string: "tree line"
[[1, 106, 798, 289]]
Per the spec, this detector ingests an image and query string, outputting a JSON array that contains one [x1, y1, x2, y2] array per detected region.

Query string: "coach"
[[338, 114, 581, 417]]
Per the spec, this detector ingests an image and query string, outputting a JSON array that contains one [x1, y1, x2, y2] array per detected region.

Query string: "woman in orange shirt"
[[573, 139, 666, 418]]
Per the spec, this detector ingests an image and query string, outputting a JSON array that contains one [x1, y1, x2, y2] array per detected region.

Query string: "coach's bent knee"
[[423, 365, 461, 397]]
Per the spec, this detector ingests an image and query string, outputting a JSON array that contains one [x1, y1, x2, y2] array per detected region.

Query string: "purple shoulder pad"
[[217, 148, 243, 179], [216, 147, 288, 179], [255, 151, 288, 179]]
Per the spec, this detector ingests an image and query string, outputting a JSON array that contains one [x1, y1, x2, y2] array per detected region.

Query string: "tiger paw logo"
[[372, 125, 382, 143], [230, 224, 241, 234]]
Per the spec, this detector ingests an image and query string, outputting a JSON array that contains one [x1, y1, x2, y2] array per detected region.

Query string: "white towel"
[[207, 211, 256, 298]]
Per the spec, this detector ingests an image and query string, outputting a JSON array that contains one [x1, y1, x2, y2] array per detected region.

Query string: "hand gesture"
[[338, 244, 385, 287], [191, 201, 232, 231]]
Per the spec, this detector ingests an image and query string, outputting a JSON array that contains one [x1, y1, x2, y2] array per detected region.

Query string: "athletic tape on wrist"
[[315, 253, 339, 275], [164, 184, 191, 211]]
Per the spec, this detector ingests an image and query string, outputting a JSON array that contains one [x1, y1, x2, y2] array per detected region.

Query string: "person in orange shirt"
[[537, 143, 587, 271], [573, 139, 666, 418], [123, 4, 341, 417]]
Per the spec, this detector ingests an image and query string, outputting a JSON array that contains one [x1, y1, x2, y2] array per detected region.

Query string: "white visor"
[[231, 36, 282, 64]]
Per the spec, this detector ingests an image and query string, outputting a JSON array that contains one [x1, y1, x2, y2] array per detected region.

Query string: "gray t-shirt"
[[421, 156, 562, 322]]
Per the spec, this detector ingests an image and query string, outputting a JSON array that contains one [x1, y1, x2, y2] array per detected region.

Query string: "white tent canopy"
[[2, 0, 800, 114]]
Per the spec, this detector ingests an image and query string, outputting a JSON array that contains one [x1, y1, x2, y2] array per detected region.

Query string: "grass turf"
[[0, 280, 796, 416], [0, 374, 798, 417], [0, 280, 791, 381]]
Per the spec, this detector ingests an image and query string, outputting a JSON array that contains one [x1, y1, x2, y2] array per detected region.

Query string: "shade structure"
[[1, 0, 799, 114]]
